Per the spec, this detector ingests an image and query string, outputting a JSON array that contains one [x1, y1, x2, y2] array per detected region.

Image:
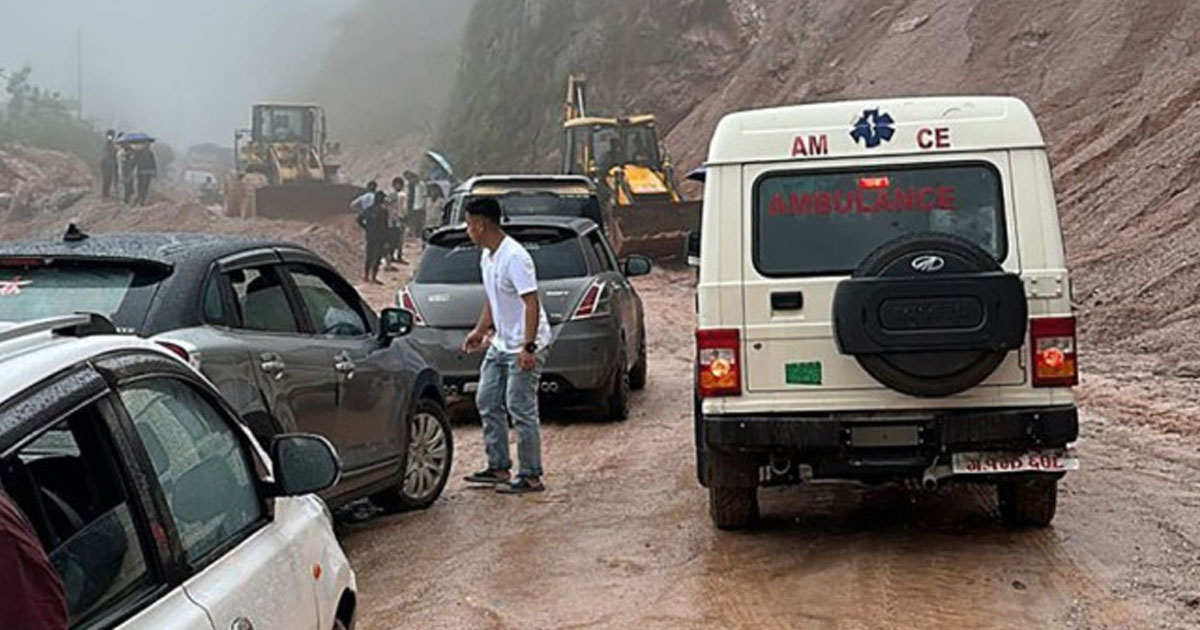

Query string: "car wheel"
[[600, 344, 631, 421], [709, 486, 758, 530], [374, 398, 453, 512], [629, 329, 648, 391], [997, 476, 1058, 527]]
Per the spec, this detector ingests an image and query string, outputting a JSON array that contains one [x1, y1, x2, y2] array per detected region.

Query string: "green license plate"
[[785, 361, 822, 385]]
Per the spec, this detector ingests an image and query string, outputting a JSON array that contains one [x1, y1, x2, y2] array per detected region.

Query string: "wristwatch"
[[523, 341, 538, 353]]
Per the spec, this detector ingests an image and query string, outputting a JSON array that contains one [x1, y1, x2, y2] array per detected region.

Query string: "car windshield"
[[753, 163, 1007, 276], [623, 125, 661, 168], [257, 107, 308, 142], [0, 260, 166, 331], [416, 228, 589, 284]]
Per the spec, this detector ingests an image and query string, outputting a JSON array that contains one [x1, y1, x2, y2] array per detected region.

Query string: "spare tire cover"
[[832, 233, 1027, 398]]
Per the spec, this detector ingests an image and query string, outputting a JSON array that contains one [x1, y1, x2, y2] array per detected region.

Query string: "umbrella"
[[685, 166, 706, 183], [116, 132, 155, 145], [425, 150, 455, 179]]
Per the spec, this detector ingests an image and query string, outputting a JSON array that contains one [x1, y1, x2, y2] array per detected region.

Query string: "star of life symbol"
[[850, 108, 896, 148], [0, 275, 32, 296]]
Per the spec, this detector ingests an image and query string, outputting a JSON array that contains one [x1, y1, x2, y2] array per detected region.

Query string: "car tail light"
[[156, 341, 201, 370], [571, 280, 609, 320], [398, 288, 426, 326], [1030, 317, 1077, 387], [0, 257, 46, 267], [696, 328, 741, 397]]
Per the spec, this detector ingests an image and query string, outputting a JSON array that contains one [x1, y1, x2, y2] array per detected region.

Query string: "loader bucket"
[[608, 198, 701, 264], [252, 182, 367, 222]]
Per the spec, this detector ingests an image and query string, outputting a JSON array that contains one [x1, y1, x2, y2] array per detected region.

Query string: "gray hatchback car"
[[399, 216, 651, 420], [0, 231, 452, 512]]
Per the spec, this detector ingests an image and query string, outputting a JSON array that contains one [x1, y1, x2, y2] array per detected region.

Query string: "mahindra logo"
[[911, 255, 945, 273]]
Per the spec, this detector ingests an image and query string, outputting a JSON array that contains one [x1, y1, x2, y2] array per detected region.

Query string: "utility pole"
[[76, 28, 83, 120]]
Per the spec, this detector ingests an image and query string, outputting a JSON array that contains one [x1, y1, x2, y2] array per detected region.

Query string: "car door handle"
[[260, 360, 286, 378], [771, 291, 804, 311], [259, 353, 286, 379], [335, 360, 356, 377]]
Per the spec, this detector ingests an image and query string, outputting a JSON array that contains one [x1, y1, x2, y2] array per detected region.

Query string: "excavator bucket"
[[251, 182, 367, 222], [607, 198, 701, 264]]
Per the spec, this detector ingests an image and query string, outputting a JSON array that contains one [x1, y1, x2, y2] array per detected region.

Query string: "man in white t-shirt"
[[461, 197, 552, 494]]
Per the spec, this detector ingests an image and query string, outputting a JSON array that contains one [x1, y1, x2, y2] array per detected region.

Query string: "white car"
[[693, 96, 1079, 529], [0, 314, 356, 629]]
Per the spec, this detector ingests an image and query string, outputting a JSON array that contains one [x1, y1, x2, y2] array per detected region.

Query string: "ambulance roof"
[[706, 96, 1044, 165]]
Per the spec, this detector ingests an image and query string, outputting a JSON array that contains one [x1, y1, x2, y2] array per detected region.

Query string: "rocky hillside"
[[439, 0, 1200, 365]]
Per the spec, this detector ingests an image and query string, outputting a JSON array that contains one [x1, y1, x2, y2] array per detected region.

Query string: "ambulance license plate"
[[951, 449, 1079, 474]]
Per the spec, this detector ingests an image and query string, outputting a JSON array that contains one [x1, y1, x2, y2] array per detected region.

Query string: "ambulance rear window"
[[752, 162, 1006, 276]]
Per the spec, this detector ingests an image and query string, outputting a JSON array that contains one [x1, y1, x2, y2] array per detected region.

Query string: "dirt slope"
[[0, 146, 368, 280], [439, 0, 1200, 365]]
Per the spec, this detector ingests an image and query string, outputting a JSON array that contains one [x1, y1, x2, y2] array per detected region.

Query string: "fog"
[[0, 0, 361, 149]]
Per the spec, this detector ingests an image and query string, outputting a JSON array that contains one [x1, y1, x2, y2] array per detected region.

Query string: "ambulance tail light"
[[697, 328, 741, 398], [1030, 317, 1077, 387]]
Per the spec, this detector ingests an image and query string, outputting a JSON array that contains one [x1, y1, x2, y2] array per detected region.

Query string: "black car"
[[0, 230, 452, 511]]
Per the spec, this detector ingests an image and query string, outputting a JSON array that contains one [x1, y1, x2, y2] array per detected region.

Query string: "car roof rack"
[[0, 313, 117, 345]]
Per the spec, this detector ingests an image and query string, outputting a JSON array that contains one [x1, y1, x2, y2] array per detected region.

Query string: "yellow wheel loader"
[[561, 74, 700, 261], [225, 103, 364, 221]]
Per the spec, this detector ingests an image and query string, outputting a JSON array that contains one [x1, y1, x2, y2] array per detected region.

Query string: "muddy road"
[[346, 267, 1200, 630]]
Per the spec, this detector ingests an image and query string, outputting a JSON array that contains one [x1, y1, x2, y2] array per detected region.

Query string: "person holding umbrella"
[[116, 133, 156, 205]]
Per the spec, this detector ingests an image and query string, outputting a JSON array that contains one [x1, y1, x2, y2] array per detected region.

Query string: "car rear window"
[[417, 229, 589, 284], [462, 193, 602, 226], [0, 261, 166, 331], [753, 163, 1006, 276]]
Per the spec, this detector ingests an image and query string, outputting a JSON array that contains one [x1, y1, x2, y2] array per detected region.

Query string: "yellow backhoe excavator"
[[561, 74, 700, 261], [225, 103, 364, 220]]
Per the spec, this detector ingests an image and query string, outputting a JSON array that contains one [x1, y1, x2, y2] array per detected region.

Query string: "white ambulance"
[[692, 96, 1078, 529]]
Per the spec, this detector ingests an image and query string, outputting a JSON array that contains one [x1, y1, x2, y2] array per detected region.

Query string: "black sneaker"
[[464, 469, 511, 484], [496, 476, 545, 494]]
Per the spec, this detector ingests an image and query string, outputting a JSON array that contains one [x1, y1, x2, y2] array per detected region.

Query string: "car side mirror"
[[380, 307, 414, 339], [685, 230, 701, 267], [623, 255, 653, 277], [270, 434, 341, 496]]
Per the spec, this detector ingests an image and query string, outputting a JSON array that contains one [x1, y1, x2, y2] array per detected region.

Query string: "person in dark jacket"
[[120, 146, 137, 204], [99, 130, 118, 198], [133, 145, 157, 206], [0, 490, 68, 630], [357, 190, 389, 284]]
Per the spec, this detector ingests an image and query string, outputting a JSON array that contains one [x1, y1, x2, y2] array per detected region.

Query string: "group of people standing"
[[99, 129, 157, 206], [352, 171, 429, 284]]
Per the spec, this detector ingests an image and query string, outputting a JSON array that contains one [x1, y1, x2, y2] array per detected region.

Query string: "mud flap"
[[706, 448, 761, 488]]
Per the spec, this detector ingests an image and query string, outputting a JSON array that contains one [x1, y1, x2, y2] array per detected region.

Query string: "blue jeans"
[[476, 345, 547, 477]]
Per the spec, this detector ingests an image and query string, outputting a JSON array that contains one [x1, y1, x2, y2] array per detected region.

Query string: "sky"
[[0, 0, 361, 150]]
